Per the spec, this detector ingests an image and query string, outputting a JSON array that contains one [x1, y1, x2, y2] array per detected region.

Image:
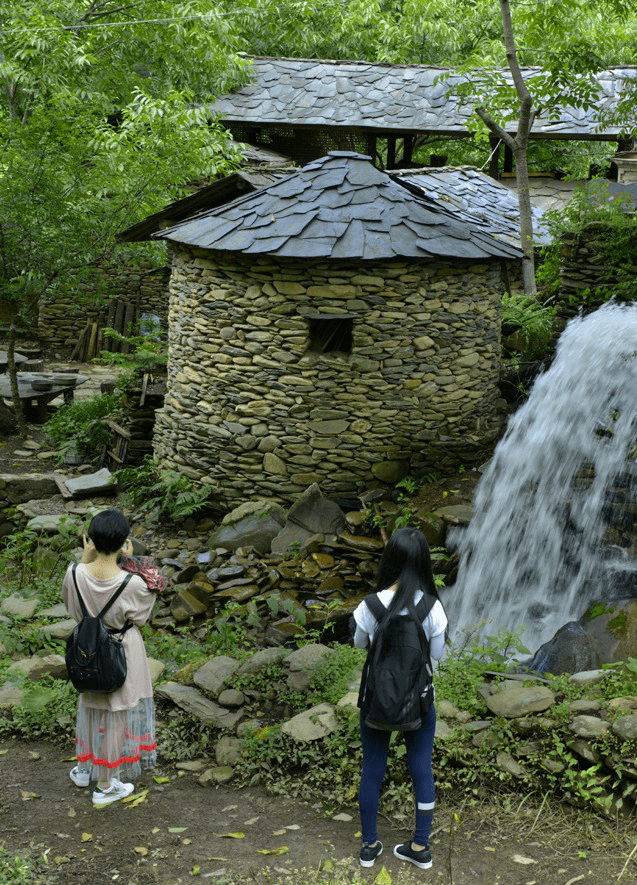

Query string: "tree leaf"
[[374, 866, 393, 885], [257, 846, 289, 855]]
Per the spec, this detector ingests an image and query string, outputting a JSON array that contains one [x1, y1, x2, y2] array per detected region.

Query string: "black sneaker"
[[393, 841, 432, 869], [359, 840, 383, 868]]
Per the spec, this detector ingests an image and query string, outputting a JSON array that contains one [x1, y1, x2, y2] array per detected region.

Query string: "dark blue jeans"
[[359, 705, 437, 846]]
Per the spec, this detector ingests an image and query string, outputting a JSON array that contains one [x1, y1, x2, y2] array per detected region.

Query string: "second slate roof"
[[210, 56, 637, 139], [155, 152, 524, 261]]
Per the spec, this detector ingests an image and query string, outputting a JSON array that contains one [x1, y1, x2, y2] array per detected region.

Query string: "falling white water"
[[448, 303, 637, 653]]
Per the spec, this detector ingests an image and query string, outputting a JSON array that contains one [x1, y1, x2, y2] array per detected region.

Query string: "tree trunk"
[[514, 144, 536, 296], [7, 322, 27, 437]]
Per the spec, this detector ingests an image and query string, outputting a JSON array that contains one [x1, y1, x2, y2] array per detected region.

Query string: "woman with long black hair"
[[352, 526, 448, 870]]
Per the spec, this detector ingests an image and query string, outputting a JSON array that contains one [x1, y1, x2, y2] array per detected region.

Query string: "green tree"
[[451, 0, 633, 296], [0, 0, 246, 432]]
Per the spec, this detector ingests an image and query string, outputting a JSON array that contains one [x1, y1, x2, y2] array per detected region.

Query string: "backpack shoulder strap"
[[364, 593, 387, 624], [98, 572, 134, 620], [71, 564, 89, 619], [414, 592, 436, 623]]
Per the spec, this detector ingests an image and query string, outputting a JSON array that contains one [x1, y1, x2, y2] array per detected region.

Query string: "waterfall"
[[448, 303, 637, 652]]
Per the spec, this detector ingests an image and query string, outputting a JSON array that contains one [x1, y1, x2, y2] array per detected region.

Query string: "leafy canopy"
[[0, 1, 247, 314]]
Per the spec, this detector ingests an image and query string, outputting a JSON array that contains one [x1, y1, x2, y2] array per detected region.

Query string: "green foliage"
[[501, 292, 557, 359], [43, 393, 121, 464], [115, 456, 217, 523], [94, 325, 168, 379], [0, 845, 51, 885], [0, 678, 76, 744], [155, 710, 217, 763], [0, 522, 76, 594], [239, 707, 362, 807], [537, 184, 637, 308], [0, 1, 244, 328], [437, 625, 531, 713], [306, 646, 366, 707]]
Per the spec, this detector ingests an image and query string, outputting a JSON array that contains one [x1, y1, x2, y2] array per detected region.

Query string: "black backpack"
[[357, 593, 435, 732], [65, 564, 134, 694]]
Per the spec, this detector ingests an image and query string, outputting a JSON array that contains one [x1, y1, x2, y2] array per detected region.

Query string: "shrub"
[[43, 393, 121, 463]]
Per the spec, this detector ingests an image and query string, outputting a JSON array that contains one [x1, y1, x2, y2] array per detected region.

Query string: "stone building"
[[152, 151, 523, 505]]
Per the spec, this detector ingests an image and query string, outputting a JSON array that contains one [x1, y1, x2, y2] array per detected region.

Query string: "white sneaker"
[[92, 779, 134, 806], [69, 766, 90, 787]]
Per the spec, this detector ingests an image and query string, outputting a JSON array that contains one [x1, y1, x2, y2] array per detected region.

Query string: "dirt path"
[[0, 739, 634, 885]]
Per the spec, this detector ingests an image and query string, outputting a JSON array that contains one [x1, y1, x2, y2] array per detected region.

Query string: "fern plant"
[[501, 292, 556, 359], [43, 393, 121, 463], [115, 456, 216, 522]]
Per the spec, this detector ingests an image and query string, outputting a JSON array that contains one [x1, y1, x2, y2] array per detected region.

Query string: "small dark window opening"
[[308, 316, 353, 354]]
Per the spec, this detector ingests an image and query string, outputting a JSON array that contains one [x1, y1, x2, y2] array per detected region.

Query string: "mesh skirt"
[[75, 697, 156, 782]]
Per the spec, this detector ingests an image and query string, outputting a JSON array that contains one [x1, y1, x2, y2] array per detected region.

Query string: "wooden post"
[[387, 137, 397, 169]]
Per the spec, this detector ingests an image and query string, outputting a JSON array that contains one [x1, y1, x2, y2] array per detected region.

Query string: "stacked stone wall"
[[38, 260, 170, 354], [557, 221, 637, 319], [153, 248, 509, 505]]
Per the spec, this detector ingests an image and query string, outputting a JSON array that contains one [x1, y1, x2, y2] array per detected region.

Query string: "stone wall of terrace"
[[153, 247, 508, 505]]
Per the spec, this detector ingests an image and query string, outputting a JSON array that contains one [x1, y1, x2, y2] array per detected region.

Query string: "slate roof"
[[154, 152, 524, 261], [119, 166, 293, 242], [392, 167, 551, 247], [209, 56, 637, 139]]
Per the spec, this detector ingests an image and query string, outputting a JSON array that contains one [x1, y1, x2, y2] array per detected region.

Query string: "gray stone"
[[485, 685, 555, 718], [569, 714, 610, 738], [37, 603, 68, 618], [41, 619, 76, 639], [496, 752, 526, 779], [237, 647, 287, 676], [209, 500, 286, 553], [434, 719, 454, 740], [281, 703, 338, 741], [155, 682, 243, 729], [11, 654, 67, 681], [193, 656, 240, 698], [0, 473, 59, 504], [0, 683, 24, 708], [336, 691, 358, 710], [218, 688, 245, 708], [284, 484, 347, 535], [610, 714, 637, 741], [199, 766, 234, 785], [147, 657, 166, 683], [63, 468, 116, 497], [0, 595, 39, 619], [215, 735, 242, 766], [285, 643, 333, 691], [25, 514, 81, 534]]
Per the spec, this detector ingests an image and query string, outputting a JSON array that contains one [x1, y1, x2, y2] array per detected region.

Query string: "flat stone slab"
[[155, 682, 243, 729], [0, 594, 39, 619], [63, 468, 117, 497]]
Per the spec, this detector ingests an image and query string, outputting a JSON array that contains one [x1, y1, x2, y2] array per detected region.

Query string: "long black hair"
[[376, 526, 440, 622]]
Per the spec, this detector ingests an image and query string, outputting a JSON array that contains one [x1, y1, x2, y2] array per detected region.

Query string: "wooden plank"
[[87, 322, 98, 360], [113, 300, 125, 351]]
